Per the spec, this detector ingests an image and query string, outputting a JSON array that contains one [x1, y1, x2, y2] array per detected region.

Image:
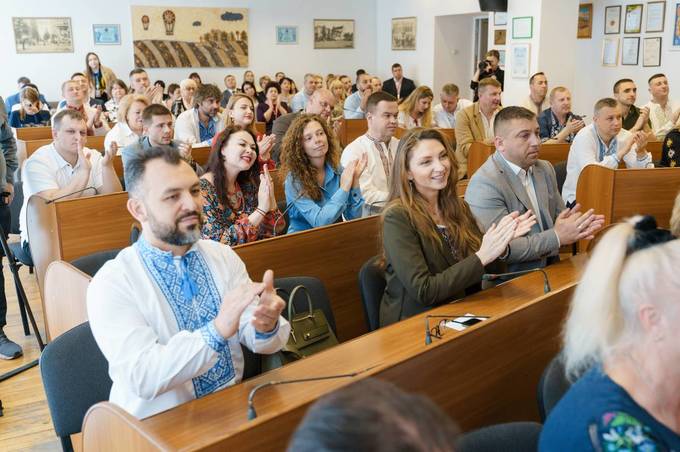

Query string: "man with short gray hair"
[[290, 74, 319, 112], [432, 83, 472, 128]]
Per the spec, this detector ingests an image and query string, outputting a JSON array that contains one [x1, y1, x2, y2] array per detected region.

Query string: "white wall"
[[433, 14, 477, 99], [0, 0, 377, 101], [375, 0, 483, 88], [573, 0, 680, 115]]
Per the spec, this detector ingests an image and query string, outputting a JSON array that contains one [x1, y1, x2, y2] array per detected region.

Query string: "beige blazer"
[[454, 102, 501, 180]]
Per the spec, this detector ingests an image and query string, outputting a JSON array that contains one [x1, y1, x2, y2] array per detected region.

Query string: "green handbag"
[[262, 285, 339, 371]]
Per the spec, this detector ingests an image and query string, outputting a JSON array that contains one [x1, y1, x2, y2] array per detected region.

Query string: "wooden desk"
[[15, 126, 52, 141], [338, 119, 368, 146], [467, 142, 571, 178], [82, 254, 586, 451], [576, 165, 680, 249], [27, 189, 379, 341], [43, 260, 92, 340], [647, 140, 662, 162], [112, 146, 212, 178]]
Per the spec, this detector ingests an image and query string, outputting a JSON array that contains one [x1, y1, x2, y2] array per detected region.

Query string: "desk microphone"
[[424, 314, 490, 345], [247, 365, 378, 420], [45, 186, 97, 204], [482, 268, 551, 294]]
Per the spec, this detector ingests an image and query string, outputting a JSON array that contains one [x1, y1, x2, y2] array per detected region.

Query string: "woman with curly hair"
[[379, 128, 535, 326], [280, 114, 367, 233], [200, 126, 285, 245], [398, 86, 434, 129], [223, 92, 275, 168]]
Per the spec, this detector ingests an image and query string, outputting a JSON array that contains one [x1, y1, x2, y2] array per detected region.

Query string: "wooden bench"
[[82, 253, 587, 451], [576, 165, 680, 249], [467, 141, 664, 179], [27, 188, 379, 340], [15, 126, 52, 141], [43, 261, 92, 340]]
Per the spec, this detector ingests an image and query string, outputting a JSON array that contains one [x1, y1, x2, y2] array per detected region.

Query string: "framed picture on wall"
[[391, 17, 416, 50], [577, 3, 593, 39], [673, 3, 680, 50], [498, 49, 506, 68], [510, 43, 530, 78], [604, 6, 621, 34], [512, 16, 533, 39], [646, 1, 666, 32], [12, 17, 74, 53], [314, 19, 354, 49], [621, 37, 640, 65], [276, 26, 298, 45], [602, 37, 620, 66], [93, 24, 120, 45], [643, 37, 662, 66], [494, 29, 506, 45], [494, 12, 507, 26], [624, 4, 644, 33]]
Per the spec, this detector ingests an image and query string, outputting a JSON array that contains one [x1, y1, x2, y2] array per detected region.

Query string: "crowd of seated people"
[[4, 50, 680, 450]]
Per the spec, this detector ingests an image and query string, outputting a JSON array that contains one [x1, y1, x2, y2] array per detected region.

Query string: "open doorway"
[[433, 13, 480, 100], [474, 17, 489, 72]]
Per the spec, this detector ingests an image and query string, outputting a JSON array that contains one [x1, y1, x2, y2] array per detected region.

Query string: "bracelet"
[[255, 207, 267, 217]]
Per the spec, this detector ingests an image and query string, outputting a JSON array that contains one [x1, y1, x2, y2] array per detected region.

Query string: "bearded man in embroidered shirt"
[[87, 146, 290, 419]]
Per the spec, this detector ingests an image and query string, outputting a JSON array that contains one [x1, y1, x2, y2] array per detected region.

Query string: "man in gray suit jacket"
[[465, 107, 604, 271]]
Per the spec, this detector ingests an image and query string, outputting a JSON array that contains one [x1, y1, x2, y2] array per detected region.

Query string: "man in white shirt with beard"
[[87, 146, 289, 419]]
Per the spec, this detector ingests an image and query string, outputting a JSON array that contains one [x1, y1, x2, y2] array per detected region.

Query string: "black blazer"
[[382, 77, 416, 101], [379, 205, 502, 327]]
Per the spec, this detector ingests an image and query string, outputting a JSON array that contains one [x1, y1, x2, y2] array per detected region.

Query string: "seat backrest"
[[553, 161, 567, 194], [537, 353, 571, 422], [70, 249, 122, 277], [40, 322, 112, 444], [274, 276, 337, 334], [456, 422, 543, 452], [358, 256, 385, 332]]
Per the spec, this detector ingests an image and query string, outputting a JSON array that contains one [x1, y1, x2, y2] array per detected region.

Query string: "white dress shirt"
[[481, 110, 498, 140], [343, 91, 365, 119], [520, 95, 549, 116], [87, 237, 290, 419], [104, 122, 140, 153], [290, 91, 310, 113], [645, 99, 680, 140], [341, 134, 399, 210], [432, 99, 473, 128], [562, 124, 653, 204], [19, 144, 103, 243]]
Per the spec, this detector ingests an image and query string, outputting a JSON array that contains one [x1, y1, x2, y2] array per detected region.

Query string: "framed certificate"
[[605, 6, 621, 34], [510, 43, 531, 78], [602, 37, 620, 66], [622, 37, 640, 65], [643, 37, 662, 66], [624, 4, 644, 33], [512, 16, 533, 39], [494, 12, 507, 26], [645, 1, 666, 32]]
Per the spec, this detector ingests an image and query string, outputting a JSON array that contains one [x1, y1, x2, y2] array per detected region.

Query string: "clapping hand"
[[103, 141, 117, 167], [475, 213, 520, 265], [178, 140, 193, 160], [352, 152, 368, 188], [251, 270, 285, 334], [554, 204, 605, 245], [514, 209, 537, 239], [257, 134, 274, 161]]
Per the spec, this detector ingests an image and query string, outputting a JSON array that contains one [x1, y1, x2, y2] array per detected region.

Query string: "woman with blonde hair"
[[84, 52, 118, 103], [171, 79, 197, 118], [398, 86, 434, 129], [223, 93, 275, 168], [540, 216, 680, 450], [104, 94, 150, 153], [379, 128, 535, 326], [329, 79, 346, 122], [281, 114, 367, 233]]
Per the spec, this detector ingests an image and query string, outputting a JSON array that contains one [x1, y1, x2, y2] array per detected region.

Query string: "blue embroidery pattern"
[[136, 238, 235, 398]]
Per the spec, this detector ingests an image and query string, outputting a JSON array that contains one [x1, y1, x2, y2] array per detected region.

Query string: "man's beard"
[[147, 209, 204, 246]]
